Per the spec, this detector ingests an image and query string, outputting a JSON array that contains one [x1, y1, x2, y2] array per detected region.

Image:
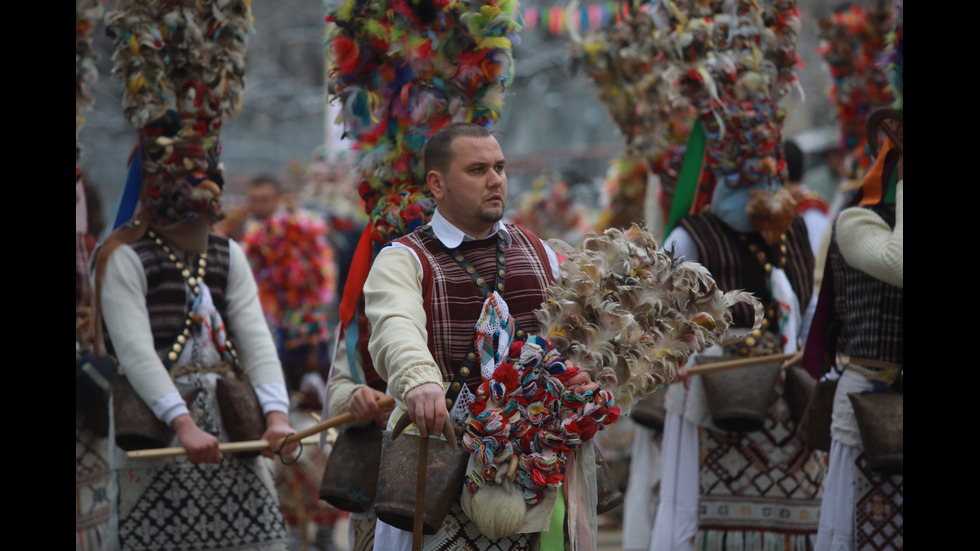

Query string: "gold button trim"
[[497, 283, 505, 292], [476, 277, 485, 287], [467, 352, 477, 362], [451, 382, 462, 392], [466, 266, 475, 274], [459, 367, 470, 377]]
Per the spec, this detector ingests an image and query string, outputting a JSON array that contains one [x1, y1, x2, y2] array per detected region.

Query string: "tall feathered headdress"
[[817, 3, 895, 182], [572, 2, 696, 233], [648, 0, 802, 236], [327, 0, 524, 329], [105, 0, 253, 228]]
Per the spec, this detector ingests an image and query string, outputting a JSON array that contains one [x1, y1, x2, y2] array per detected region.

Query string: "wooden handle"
[[685, 352, 798, 376], [413, 436, 428, 551], [126, 396, 396, 460], [125, 435, 321, 459]]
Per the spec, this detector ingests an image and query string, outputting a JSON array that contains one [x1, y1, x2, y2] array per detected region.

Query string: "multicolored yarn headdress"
[[76, 0, 102, 144], [326, 0, 521, 248], [106, 0, 253, 228], [327, 0, 523, 328], [573, 2, 696, 233], [648, 0, 802, 237], [77, 0, 103, 319], [817, 3, 895, 181]]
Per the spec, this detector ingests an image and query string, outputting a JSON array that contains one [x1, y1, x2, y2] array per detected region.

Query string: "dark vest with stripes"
[[677, 212, 815, 330], [394, 224, 554, 390], [107, 232, 232, 357], [827, 204, 903, 364]]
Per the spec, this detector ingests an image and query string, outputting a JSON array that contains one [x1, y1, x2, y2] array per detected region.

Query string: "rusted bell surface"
[[319, 424, 383, 513], [595, 448, 624, 514], [629, 390, 667, 431], [849, 391, 903, 474], [374, 431, 469, 535], [784, 366, 815, 427], [796, 379, 837, 451], [215, 377, 266, 453], [700, 358, 782, 433], [112, 375, 179, 450]]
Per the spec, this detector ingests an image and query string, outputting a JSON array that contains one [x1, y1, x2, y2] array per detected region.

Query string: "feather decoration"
[[817, 3, 895, 181], [325, 0, 522, 247], [537, 223, 762, 412], [76, 0, 103, 145], [106, 0, 253, 225]]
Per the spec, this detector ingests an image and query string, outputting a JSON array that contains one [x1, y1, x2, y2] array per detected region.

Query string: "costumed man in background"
[[95, 3, 297, 549], [645, 2, 826, 548], [813, 134, 902, 551], [95, 108, 299, 550], [242, 173, 337, 407], [813, 8, 903, 548], [240, 171, 341, 550], [365, 122, 582, 550]]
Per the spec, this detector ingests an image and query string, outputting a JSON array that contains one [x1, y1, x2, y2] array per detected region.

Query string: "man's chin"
[[480, 207, 505, 224]]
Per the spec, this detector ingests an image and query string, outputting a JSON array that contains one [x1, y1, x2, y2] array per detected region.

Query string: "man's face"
[[247, 183, 280, 220], [429, 135, 507, 239]]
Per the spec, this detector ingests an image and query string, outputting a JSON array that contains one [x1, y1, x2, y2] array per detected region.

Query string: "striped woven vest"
[[121, 232, 232, 355], [828, 204, 903, 364], [677, 212, 814, 330]]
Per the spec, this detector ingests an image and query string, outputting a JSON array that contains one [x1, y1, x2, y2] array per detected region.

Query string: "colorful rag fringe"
[[325, 0, 522, 248], [106, 0, 253, 225], [462, 335, 620, 505], [242, 209, 337, 351], [817, 4, 895, 180]]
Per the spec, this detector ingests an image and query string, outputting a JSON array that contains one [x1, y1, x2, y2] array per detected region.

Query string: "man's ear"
[[427, 170, 445, 200]]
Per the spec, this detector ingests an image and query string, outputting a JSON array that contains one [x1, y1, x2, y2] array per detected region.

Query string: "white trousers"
[[815, 439, 859, 551], [649, 410, 700, 551]]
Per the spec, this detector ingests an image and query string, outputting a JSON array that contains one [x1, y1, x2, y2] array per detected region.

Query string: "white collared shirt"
[[386, 209, 559, 278]]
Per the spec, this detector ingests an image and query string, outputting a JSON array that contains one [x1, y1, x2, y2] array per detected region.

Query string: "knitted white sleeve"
[[835, 180, 903, 288]]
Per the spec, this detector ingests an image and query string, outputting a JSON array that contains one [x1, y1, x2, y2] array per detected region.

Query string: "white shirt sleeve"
[[225, 239, 290, 415], [99, 244, 189, 423], [834, 180, 903, 288], [364, 246, 443, 402]]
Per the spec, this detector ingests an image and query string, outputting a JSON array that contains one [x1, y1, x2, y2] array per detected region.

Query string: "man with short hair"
[[365, 122, 590, 549], [247, 174, 283, 221]]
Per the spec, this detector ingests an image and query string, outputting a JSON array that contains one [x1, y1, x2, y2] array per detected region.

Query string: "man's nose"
[[488, 169, 504, 187]]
